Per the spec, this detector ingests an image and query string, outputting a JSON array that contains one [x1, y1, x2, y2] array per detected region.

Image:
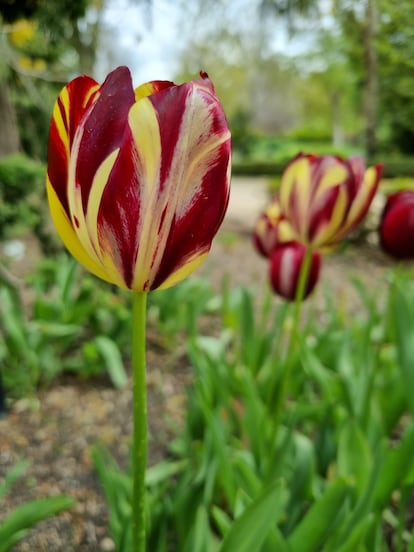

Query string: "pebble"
[[100, 537, 116, 551]]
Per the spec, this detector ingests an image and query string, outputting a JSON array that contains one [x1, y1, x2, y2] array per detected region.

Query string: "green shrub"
[[372, 156, 414, 178]]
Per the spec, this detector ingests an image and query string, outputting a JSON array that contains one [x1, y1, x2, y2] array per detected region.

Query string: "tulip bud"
[[379, 190, 414, 259], [46, 66, 231, 292], [269, 242, 321, 301], [252, 200, 294, 257]]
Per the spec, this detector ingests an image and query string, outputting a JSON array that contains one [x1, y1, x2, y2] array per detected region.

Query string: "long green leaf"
[[0, 496, 75, 552], [373, 422, 414, 510], [219, 480, 286, 552], [288, 478, 350, 552], [337, 420, 371, 498], [94, 335, 128, 388], [0, 461, 29, 501]]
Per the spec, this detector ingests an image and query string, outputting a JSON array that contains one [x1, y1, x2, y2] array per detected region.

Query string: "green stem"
[[132, 291, 148, 552]]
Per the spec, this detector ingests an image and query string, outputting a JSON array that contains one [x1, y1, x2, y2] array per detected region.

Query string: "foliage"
[[377, 0, 414, 153], [0, 255, 130, 396], [0, 255, 218, 398], [0, 153, 46, 241], [0, 460, 75, 552], [93, 267, 414, 551], [232, 152, 414, 179]]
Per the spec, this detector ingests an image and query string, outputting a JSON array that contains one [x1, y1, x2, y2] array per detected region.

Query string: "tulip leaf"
[[373, 422, 414, 510], [287, 478, 351, 552], [0, 461, 29, 501], [390, 281, 414, 413], [0, 496, 75, 552], [337, 420, 371, 498], [219, 480, 287, 552], [93, 335, 128, 388]]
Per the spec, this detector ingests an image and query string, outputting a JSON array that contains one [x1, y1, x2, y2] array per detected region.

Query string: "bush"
[[372, 156, 414, 178]]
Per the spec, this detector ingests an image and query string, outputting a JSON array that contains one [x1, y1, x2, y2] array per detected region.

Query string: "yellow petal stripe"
[[46, 177, 114, 283], [157, 252, 208, 290]]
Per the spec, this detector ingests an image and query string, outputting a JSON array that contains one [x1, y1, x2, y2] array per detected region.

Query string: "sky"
[[95, 0, 185, 83]]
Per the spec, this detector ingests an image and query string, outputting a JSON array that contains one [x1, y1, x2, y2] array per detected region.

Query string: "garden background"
[[1, 0, 414, 551]]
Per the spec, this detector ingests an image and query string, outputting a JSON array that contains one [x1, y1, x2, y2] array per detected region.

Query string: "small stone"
[[100, 537, 116, 551]]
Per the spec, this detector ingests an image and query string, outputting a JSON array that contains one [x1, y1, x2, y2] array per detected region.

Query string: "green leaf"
[[0, 496, 75, 552], [337, 420, 372, 498], [335, 514, 375, 552], [390, 281, 414, 413], [373, 422, 414, 510], [94, 335, 128, 388], [0, 461, 29, 501], [146, 459, 188, 487], [288, 478, 351, 552], [219, 480, 287, 552]]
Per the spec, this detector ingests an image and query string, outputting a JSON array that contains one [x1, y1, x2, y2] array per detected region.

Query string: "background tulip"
[[269, 241, 321, 301], [379, 190, 414, 259], [278, 153, 382, 248], [252, 200, 294, 257], [46, 66, 231, 292]]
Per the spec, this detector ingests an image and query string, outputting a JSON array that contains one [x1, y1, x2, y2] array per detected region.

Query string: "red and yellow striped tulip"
[[278, 153, 382, 248], [252, 199, 294, 257], [46, 66, 231, 292]]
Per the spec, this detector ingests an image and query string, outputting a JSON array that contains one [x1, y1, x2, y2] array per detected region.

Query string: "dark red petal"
[[150, 147, 230, 290], [47, 75, 99, 216], [74, 66, 136, 213]]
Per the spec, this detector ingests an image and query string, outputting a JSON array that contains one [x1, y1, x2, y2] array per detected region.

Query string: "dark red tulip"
[[380, 190, 414, 260]]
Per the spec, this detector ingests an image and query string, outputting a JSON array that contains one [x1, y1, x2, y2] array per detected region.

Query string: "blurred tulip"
[[47, 66, 231, 292], [252, 199, 294, 257], [278, 153, 382, 248], [379, 190, 414, 259], [269, 241, 321, 301]]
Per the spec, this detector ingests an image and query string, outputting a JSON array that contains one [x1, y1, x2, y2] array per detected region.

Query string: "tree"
[[377, 0, 414, 154]]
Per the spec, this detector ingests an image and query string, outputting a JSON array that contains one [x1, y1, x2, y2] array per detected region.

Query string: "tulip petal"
[[71, 66, 136, 213], [46, 177, 116, 284], [47, 75, 100, 218], [335, 164, 382, 240], [279, 155, 312, 238], [134, 80, 175, 101]]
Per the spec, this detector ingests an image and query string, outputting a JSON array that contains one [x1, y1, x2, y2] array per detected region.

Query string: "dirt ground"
[[0, 177, 392, 551]]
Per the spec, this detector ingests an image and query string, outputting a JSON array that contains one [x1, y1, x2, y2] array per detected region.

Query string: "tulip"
[[379, 190, 414, 259], [46, 66, 231, 292], [252, 199, 294, 257], [278, 153, 382, 248], [46, 66, 231, 552], [269, 241, 321, 301]]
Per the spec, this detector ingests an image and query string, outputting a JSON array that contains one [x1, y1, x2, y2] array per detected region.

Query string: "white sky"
[[95, 0, 184, 84]]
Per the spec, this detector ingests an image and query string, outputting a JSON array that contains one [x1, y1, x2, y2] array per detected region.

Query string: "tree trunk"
[[0, 80, 20, 156], [331, 91, 344, 147], [363, 0, 378, 159]]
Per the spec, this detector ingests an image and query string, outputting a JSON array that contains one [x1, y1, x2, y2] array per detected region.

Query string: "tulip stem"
[[132, 291, 148, 552]]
